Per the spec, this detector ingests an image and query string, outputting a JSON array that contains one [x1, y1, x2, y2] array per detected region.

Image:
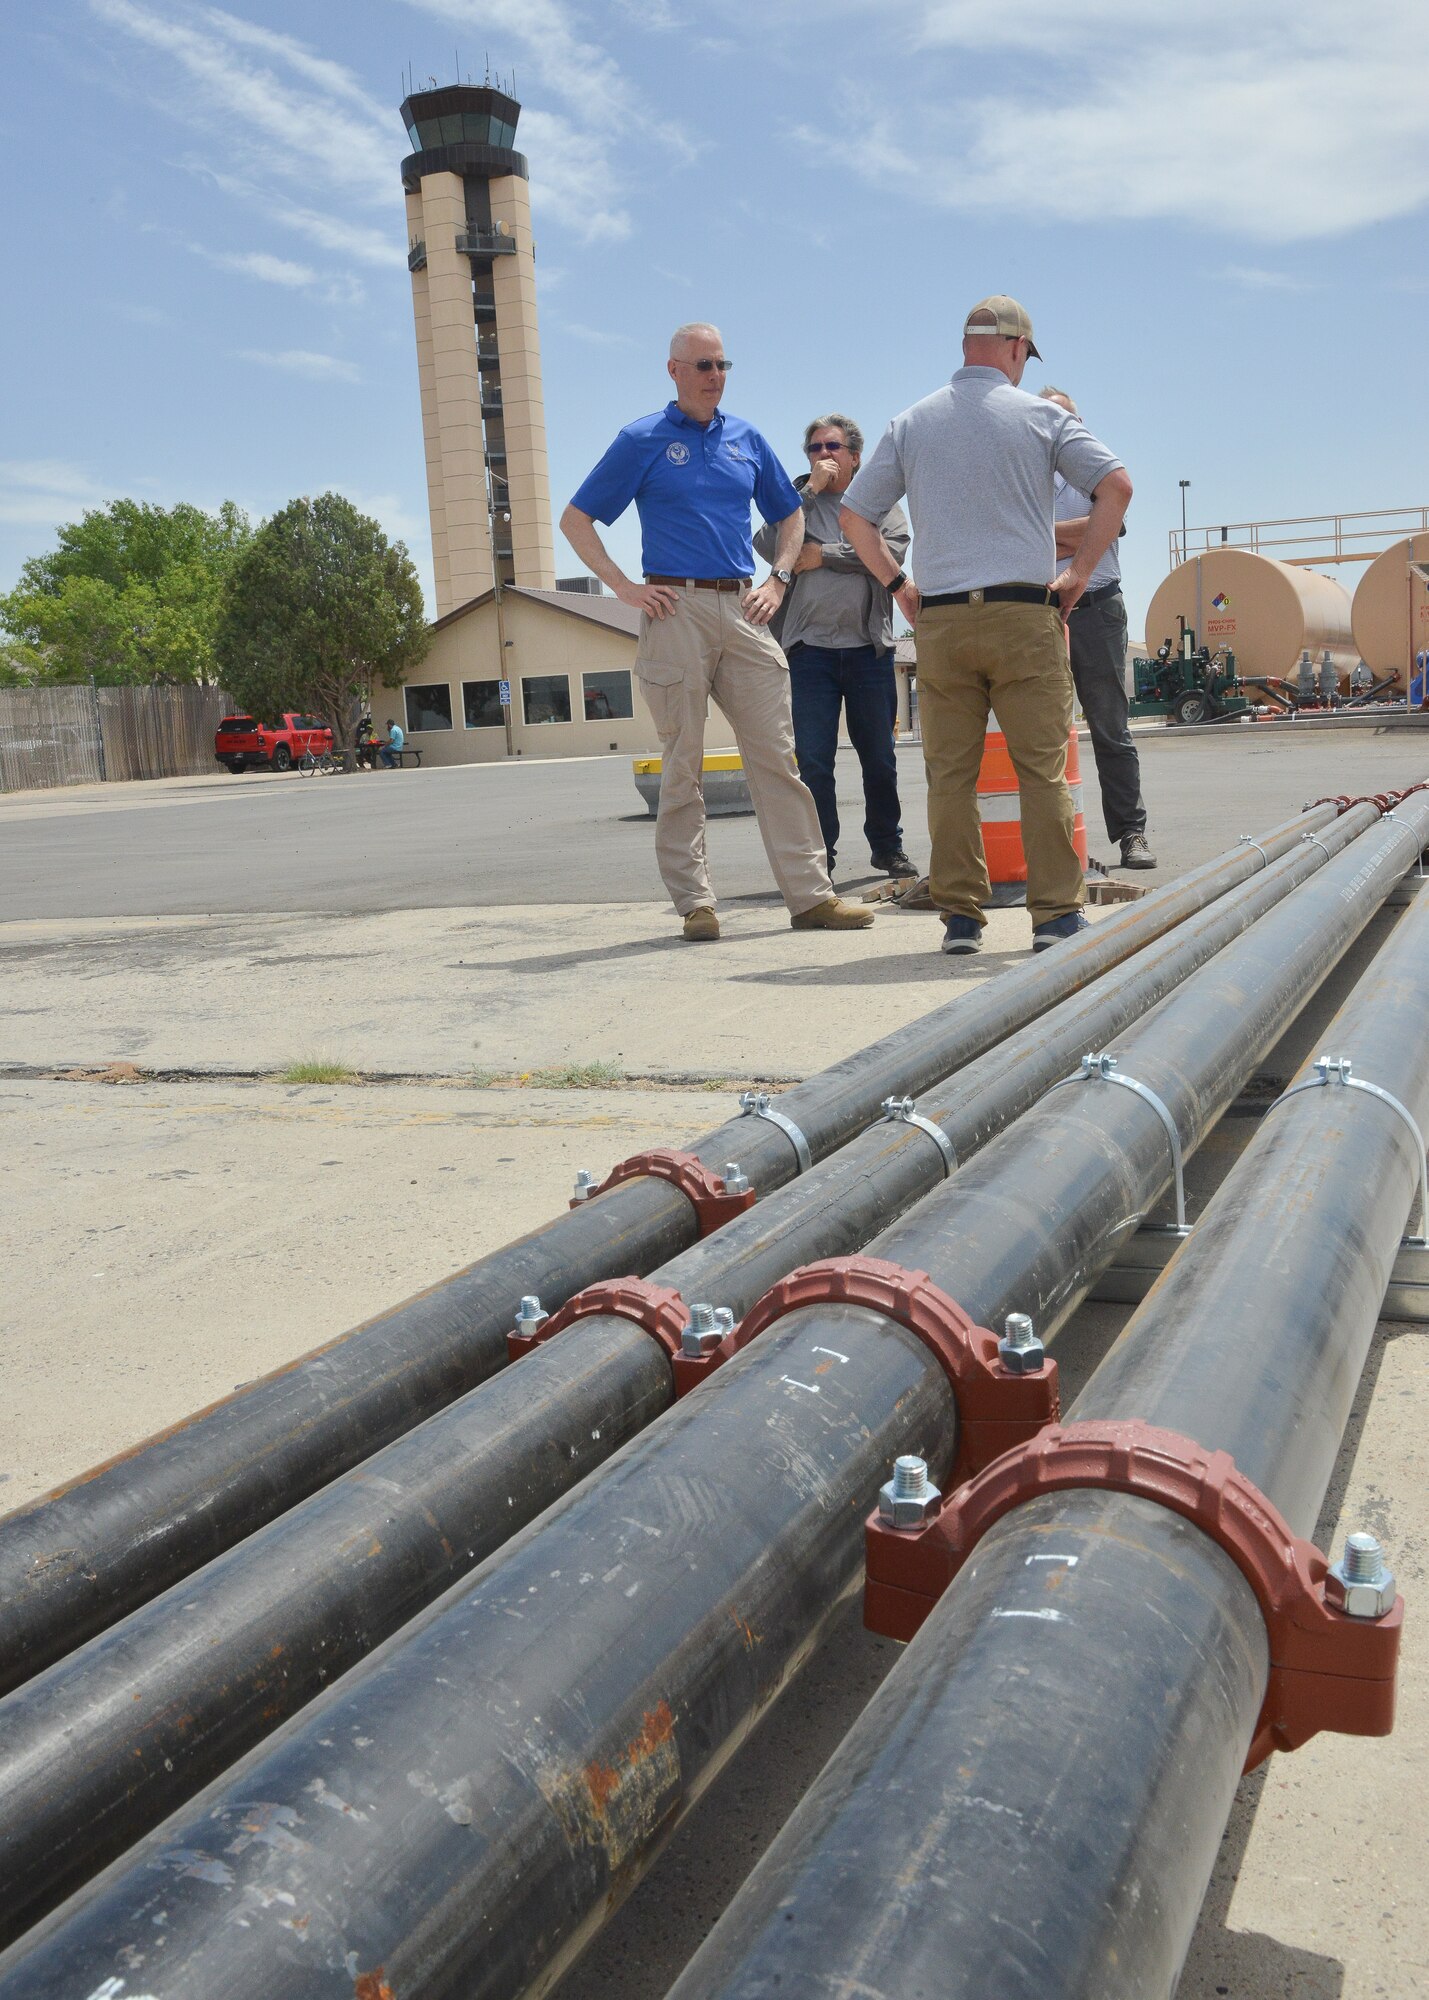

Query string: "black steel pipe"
[[3, 806, 1416, 1998], [662, 843, 1429, 2000], [0, 805, 1335, 1693], [0, 809, 1368, 1942]]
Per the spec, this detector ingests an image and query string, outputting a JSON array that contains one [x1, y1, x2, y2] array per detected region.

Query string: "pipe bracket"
[[739, 1090, 812, 1175], [681, 1256, 1058, 1467], [1047, 1053, 1191, 1235], [1269, 1056, 1429, 1246], [879, 1096, 958, 1177], [570, 1147, 757, 1237], [1378, 809, 1426, 876], [1236, 833, 1270, 869], [508, 1275, 689, 1365], [863, 1419, 1403, 1770]]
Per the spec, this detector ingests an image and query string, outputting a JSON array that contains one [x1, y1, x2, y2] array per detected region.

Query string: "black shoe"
[[941, 915, 983, 955], [872, 848, 918, 878], [1032, 910, 1090, 952], [1120, 832, 1157, 869]]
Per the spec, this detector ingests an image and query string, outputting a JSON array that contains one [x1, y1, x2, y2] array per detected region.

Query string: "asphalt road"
[[3, 728, 1428, 922]]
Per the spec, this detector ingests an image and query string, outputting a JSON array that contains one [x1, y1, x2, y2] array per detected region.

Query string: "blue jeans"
[[786, 643, 903, 861]]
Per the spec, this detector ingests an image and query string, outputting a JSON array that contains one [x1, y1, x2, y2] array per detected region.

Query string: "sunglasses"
[[806, 441, 849, 453], [678, 357, 733, 373]]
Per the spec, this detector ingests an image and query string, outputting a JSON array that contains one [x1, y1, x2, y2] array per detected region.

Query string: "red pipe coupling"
[[672, 1256, 1060, 1459], [508, 1275, 688, 1365], [864, 1418, 1403, 1769], [571, 1148, 757, 1237]]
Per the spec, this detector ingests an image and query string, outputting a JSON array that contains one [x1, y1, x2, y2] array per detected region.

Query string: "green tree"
[[0, 499, 252, 686], [214, 493, 428, 751]]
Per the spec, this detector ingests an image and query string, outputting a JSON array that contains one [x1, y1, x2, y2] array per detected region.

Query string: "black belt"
[[645, 575, 751, 593], [921, 585, 1060, 609], [1068, 581, 1123, 612]]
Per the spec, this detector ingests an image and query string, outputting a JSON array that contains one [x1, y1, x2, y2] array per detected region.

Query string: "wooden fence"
[[0, 684, 232, 792]]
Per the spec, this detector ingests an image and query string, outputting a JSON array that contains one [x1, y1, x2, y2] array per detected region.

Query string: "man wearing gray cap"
[[840, 296, 1133, 955]]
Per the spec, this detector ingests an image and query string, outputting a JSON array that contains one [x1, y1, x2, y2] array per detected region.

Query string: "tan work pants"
[[916, 598, 1085, 926], [635, 586, 832, 917]]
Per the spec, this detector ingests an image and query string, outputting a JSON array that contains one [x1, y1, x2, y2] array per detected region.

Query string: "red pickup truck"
[[214, 713, 334, 773]]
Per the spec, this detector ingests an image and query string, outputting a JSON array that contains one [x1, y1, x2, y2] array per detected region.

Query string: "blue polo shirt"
[[570, 402, 801, 580]]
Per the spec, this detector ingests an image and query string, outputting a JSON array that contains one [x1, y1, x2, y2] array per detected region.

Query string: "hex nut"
[[878, 1478, 943, 1529], [1325, 1560, 1397, 1620], [997, 1333, 1046, 1374]]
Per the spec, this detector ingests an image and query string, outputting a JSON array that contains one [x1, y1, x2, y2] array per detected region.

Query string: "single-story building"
[[383, 585, 659, 764]]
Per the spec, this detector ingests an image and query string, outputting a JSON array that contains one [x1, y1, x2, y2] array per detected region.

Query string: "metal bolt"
[[1314, 1054, 1353, 1086], [879, 1453, 942, 1529], [1326, 1529, 1397, 1619], [998, 1311, 1046, 1374], [740, 1089, 769, 1116], [680, 1303, 735, 1358], [514, 1294, 547, 1341], [572, 1167, 599, 1203], [892, 1455, 929, 1498], [722, 1161, 751, 1197], [883, 1095, 914, 1121], [1080, 1052, 1117, 1080]]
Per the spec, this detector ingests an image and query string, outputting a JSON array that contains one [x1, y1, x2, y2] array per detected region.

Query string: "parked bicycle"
[[298, 744, 337, 776]]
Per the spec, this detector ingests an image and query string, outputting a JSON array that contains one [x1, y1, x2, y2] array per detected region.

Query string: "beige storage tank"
[[1144, 549, 1356, 685], [1351, 532, 1429, 691]]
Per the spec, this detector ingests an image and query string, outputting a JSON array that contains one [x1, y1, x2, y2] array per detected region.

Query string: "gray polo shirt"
[[843, 367, 1122, 594], [1054, 474, 1120, 590], [755, 485, 911, 652]]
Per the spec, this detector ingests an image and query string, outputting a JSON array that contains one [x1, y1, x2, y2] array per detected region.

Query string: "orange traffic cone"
[[976, 713, 1088, 906]]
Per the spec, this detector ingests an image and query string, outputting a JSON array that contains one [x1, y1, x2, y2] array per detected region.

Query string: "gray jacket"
[[754, 475, 910, 653]]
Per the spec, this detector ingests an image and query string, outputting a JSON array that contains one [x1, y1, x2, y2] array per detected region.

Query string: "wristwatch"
[[771, 568, 793, 587], [888, 569, 908, 593]]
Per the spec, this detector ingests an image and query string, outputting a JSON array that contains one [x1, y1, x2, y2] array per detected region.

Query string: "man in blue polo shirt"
[[560, 321, 872, 942]]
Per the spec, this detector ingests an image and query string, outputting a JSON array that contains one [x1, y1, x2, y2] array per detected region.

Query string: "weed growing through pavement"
[[524, 1059, 625, 1089], [280, 1059, 357, 1085]]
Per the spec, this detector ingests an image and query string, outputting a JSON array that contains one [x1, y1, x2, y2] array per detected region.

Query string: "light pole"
[[1179, 479, 1191, 564]]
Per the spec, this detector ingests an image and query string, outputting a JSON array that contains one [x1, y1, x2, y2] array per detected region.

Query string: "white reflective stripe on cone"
[[978, 782, 1085, 823]]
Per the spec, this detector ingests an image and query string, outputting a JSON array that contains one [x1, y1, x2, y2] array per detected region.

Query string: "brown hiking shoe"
[[683, 907, 720, 942], [790, 896, 875, 931]]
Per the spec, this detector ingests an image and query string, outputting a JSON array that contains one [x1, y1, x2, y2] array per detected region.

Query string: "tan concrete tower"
[[401, 87, 556, 615]]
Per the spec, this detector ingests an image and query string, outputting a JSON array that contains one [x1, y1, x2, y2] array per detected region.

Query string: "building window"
[[522, 675, 572, 724], [582, 670, 633, 722], [404, 684, 453, 732], [463, 680, 505, 729]]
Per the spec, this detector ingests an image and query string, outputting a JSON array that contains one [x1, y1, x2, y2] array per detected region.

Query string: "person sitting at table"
[[379, 718, 405, 770]]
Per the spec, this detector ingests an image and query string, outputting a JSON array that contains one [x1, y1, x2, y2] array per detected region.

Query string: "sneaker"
[[1031, 910, 1091, 952], [790, 896, 874, 931], [871, 847, 919, 879], [940, 915, 983, 955], [683, 907, 720, 942], [1120, 832, 1157, 869]]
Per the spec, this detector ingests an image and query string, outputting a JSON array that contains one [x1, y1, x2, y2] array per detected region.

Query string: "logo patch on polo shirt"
[[725, 442, 745, 460], [665, 441, 690, 465]]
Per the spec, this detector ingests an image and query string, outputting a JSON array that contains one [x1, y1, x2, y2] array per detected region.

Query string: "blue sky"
[[5, 0, 1427, 638]]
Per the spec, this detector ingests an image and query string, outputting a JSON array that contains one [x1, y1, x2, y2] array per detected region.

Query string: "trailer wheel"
[[1171, 689, 1209, 726]]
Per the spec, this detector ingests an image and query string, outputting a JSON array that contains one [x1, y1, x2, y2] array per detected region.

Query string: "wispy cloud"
[[560, 321, 635, 347], [188, 242, 366, 306], [1219, 265, 1316, 292], [798, 0, 1429, 241], [188, 165, 407, 268], [235, 349, 361, 383], [90, 0, 396, 207], [0, 460, 113, 527]]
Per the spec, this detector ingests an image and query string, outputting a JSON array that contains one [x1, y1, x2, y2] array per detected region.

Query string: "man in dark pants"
[[756, 415, 915, 878], [1041, 387, 1154, 869]]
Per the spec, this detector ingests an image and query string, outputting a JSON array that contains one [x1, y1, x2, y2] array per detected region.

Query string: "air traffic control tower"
[[400, 86, 556, 615]]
